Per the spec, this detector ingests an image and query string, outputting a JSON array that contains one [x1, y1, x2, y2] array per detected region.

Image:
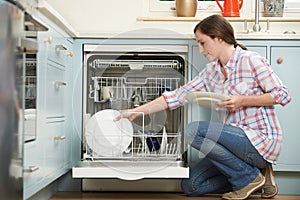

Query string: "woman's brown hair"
[[194, 14, 247, 50]]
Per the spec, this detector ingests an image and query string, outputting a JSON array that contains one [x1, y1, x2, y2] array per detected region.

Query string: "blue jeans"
[[181, 121, 267, 196]]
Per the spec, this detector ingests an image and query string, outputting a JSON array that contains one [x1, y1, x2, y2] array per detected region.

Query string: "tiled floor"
[[50, 192, 300, 200]]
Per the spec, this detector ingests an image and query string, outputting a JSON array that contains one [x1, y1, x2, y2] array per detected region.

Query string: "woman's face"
[[195, 30, 221, 62]]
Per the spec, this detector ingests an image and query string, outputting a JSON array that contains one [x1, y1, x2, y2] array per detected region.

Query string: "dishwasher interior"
[[73, 44, 189, 186]]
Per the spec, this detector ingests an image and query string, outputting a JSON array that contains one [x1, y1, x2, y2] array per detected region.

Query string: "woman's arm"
[[218, 93, 276, 112], [220, 53, 291, 112], [115, 96, 168, 121]]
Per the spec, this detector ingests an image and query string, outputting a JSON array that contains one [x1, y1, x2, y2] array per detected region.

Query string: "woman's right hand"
[[114, 109, 143, 121], [114, 96, 168, 122]]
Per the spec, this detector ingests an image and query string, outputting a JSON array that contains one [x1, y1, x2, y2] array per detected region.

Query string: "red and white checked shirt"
[[163, 46, 291, 164]]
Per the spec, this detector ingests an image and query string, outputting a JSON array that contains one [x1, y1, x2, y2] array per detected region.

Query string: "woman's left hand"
[[217, 96, 243, 112]]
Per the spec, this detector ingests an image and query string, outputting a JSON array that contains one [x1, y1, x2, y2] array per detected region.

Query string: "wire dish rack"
[[89, 76, 181, 103], [84, 76, 183, 161], [84, 128, 183, 161]]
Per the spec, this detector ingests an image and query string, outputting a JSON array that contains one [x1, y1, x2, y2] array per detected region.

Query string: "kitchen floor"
[[50, 192, 300, 200]]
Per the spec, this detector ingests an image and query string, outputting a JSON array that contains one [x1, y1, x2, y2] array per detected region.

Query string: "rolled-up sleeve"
[[250, 55, 291, 106], [269, 85, 291, 106]]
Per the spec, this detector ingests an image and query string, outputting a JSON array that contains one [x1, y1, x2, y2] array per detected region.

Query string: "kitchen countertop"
[[137, 16, 300, 23]]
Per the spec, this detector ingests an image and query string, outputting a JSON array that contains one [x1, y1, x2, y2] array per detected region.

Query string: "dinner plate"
[[186, 92, 230, 108], [85, 109, 133, 157]]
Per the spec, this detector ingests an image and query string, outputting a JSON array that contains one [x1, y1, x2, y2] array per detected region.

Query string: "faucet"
[[245, 0, 269, 33], [253, 0, 261, 32]]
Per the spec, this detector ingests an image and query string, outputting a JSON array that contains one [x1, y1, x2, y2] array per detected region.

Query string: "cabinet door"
[[24, 18, 74, 198], [271, 46, 300, 171], [45, 61, 67, 118], [23, 142, 44, 199], [238, 40, 267, 58], [44, 120, 66, 179], [246, 46, 267, 58]]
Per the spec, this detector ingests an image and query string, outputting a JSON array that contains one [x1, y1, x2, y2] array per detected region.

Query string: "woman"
[[116, 15, 291, 200]]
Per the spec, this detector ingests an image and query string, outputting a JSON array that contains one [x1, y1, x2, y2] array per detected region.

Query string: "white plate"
[[186, 92, 230, 108], [85, 109, 133, 157]]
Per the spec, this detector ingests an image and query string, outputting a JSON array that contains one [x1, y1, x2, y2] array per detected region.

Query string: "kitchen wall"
[[44, 0, 300, 38], [46, 0, 146, 37]]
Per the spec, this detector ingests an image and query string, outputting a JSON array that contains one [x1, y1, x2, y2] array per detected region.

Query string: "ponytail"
[[234, 42, 247, 50]]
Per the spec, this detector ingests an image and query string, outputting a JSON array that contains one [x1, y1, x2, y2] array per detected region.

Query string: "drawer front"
[[44, 120, 66, 177], [23, 142, 44, 197], [45, 61, 66, 118]]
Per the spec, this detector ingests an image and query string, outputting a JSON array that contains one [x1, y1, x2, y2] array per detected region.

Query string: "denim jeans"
[[181, 121, 267, 196]]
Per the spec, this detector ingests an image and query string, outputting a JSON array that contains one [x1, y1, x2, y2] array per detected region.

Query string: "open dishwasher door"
[[72, 44, 189, 187]]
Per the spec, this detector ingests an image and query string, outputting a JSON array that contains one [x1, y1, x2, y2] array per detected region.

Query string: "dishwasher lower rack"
[[74, 117, 189, 180], [84, 129, 183, 160]]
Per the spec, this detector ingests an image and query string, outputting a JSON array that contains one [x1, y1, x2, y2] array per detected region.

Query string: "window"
[[285, 0, 300, 12]]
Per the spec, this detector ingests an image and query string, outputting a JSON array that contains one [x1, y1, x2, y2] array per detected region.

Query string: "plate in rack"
[[85, 109, 133, 157]]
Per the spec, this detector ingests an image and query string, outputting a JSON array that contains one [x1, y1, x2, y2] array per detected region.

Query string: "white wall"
[[46, 0, 300, 38], [47, 0, 148, 37]]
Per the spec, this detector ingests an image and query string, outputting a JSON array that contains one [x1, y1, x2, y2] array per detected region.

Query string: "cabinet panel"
[[189, 45, 211, 122], [23, 142, 44, 199], [188, 45, 214, 165], [45, 61, 66, 118], [44, 120, 66, 177], [245, 46, 267, 58], [24, 23, 73, 199], [271, 46, 300, 171]]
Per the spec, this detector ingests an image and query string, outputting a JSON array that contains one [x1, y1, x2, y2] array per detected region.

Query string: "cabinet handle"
[[54, 136, 66, 140], [54, 81, 67, 87], [55, 44, 67, 51], [66, 52, 73, 57], [43, 36, 52, 44], [23, 166, 40, 173], [277, 57, 283, 64]]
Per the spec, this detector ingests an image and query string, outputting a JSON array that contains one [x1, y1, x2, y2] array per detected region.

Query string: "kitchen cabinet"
[[23, 14, 74, 199], [44, 119, 66, 177], [270, 45, 300, 171], [188, 40, 300, 172], [23, 141, 45, 199]]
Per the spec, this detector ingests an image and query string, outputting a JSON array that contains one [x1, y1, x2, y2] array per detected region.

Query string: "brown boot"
[[222, 172, 265, 200], [261, 163, 278, 199]]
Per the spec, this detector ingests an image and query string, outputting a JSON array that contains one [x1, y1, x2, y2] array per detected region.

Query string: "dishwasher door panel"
[[72, 160, 188, 180]]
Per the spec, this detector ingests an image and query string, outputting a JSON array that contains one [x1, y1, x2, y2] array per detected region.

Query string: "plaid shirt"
[[163, 46, 291, 164]]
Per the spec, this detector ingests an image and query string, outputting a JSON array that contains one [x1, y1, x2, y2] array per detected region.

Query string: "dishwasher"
[[72, 44, 189, 191]]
